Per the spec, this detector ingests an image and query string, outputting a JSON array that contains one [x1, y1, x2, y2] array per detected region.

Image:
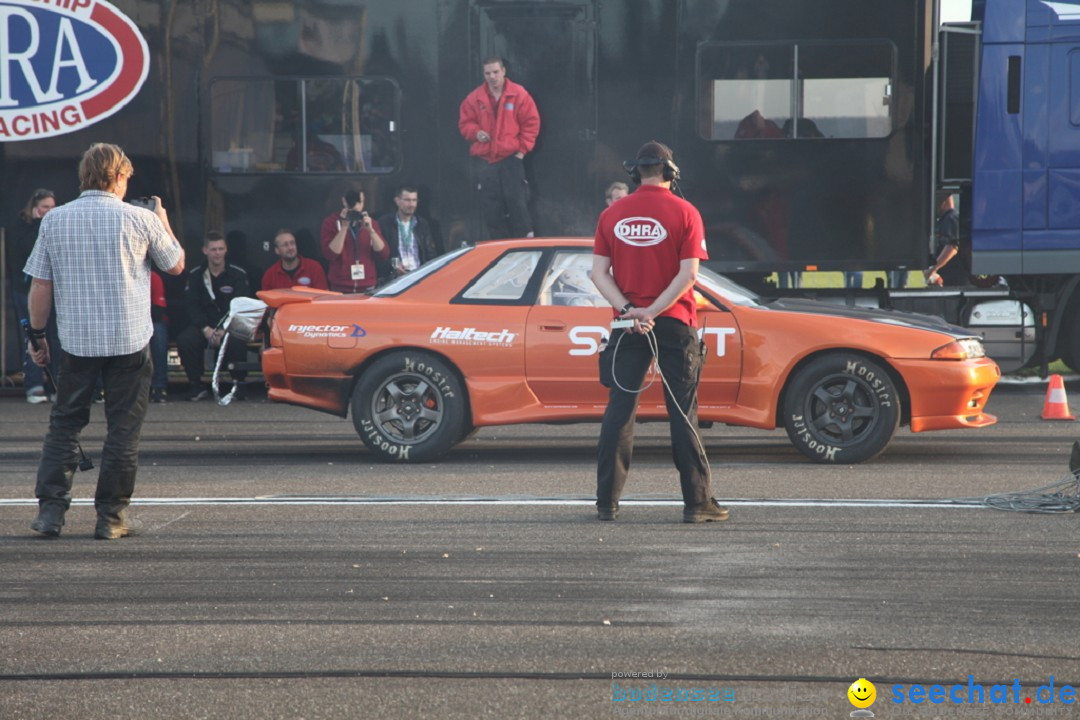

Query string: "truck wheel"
[[351, 351, 466, 462], [782, 354, 900, 464]]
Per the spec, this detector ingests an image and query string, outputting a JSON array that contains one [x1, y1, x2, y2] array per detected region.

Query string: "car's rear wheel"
[[782, 353, 900, 464], [351, 351, 466, 462]]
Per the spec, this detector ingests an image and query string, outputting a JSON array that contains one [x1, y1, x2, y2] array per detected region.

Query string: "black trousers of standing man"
[[36, 346, 152, 524], [475, 155, 532, 239], [597, 317, 711, 510]]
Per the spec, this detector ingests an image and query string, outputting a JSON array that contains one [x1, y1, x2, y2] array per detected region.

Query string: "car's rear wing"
[[256, 287, 338, 309]]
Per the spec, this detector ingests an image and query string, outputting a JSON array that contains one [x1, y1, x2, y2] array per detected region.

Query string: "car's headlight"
[[931, 337, 986, 360]]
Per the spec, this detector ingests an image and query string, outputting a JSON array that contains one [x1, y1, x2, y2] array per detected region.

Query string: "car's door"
[[524, 249, 744, 411], [524, 250, 612, 407], [695, 297, 742, 410]]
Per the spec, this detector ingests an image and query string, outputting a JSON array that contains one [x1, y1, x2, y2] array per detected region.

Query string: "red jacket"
[[458, 79, 540, 163], [261, 256, 328, 292], [320, 211, 389, 293], [151, 270, 168, 325]]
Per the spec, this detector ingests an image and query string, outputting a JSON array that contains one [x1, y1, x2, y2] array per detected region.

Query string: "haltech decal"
[[430, 326, 516, 347], [0, 0, 151, 141], [614, 216, 667, 247]]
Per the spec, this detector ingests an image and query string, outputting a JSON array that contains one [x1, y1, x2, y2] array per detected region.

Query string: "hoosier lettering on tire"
[[351, 351, 466, 462], [782, 353, 900, 464]]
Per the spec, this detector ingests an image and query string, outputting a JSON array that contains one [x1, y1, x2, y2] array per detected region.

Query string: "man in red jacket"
[[261, 229, 328, 292], [458, 57, 540, 240]]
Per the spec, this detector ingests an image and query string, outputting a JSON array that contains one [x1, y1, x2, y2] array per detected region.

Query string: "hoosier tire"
[[351, 351, 466, 462], [782, 353, 900, 464]]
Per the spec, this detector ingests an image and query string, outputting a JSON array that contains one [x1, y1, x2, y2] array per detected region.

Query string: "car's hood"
[[761, 298, 973, 337]]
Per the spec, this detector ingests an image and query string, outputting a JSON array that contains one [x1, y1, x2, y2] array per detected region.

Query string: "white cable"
[[608, 326, 710, 467]]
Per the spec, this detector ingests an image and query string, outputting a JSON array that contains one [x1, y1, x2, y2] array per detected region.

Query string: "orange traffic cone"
[[1041, 374, 1075, 421]]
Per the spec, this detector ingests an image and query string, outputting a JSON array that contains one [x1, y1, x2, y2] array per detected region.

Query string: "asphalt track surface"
[[1, 384, 1079, 719]]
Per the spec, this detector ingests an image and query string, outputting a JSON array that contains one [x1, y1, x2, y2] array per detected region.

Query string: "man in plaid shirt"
[[23, 143, 185, 540]]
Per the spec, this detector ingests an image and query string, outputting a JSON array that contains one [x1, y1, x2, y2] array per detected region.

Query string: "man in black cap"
[[590, 141, 728, 524]]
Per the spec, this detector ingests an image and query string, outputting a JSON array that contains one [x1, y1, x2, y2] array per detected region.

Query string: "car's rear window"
[[373, 246, 472, 297], [697, 267, 760, 307]]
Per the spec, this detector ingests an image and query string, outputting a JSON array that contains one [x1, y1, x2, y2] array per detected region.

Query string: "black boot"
[[31, 503, 66, 537]]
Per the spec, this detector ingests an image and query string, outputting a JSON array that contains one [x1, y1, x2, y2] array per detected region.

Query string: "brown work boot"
[[683, 498, 730, 524]]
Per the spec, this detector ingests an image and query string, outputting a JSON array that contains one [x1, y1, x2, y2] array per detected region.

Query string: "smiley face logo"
[[848, 678, 877, 709]]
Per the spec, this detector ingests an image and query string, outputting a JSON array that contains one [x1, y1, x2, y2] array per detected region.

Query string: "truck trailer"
[[0, 0, 1075, 374]]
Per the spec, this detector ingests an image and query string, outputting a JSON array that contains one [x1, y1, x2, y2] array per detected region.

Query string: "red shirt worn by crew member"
[[320, 211, 389, 293], [150, 269, 170, 331], [593, 184, 709, 327], [261, 256, 328, 292], [458, 78, 540, 164]]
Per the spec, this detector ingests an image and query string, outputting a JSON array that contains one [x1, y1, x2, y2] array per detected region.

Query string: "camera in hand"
[[346, 210, 368, 223], [129, 196, 155, 210]]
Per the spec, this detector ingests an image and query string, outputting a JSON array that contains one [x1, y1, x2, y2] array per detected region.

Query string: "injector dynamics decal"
[[568, 326, 736, 357], [0, 0, 150, 141], [287, 323, 366, 339]]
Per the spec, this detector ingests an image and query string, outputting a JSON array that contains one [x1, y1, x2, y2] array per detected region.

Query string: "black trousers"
[[176, 325, 248, 383], [596, 318, 712, 508], [36, 346, 151, 521], [476, 156, 532, 239]]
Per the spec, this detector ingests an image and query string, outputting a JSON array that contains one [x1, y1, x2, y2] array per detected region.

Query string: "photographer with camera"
[[320, 188, 388, 293], [23, 143, 184, 539]]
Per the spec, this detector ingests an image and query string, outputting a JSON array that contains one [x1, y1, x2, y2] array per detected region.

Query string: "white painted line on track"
[[0, 496, 987, 509]]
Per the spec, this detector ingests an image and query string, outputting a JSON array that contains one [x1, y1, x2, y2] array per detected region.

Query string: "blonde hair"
[[78, 143, 133, 191], [605, 181, 629, 201]]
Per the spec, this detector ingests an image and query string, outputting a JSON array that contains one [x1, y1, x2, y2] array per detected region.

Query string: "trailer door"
[[937, 24, 980, 188], [471, 1, 597, 235]]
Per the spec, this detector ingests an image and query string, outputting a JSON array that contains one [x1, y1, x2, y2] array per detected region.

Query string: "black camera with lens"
[[129, 196, 156, 210], [346, 210, 368, 223]]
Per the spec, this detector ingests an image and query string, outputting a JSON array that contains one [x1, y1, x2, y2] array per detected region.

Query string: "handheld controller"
[[610, 318, 635, 329]]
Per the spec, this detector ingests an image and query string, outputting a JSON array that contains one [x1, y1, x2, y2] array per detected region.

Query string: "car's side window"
[[461, 250, 543, 301], [537, 252, 606, 307]]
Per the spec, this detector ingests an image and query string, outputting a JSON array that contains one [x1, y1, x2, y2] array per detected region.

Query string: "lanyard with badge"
[[349, 224, 365, 282], [398, 217, 416, 271]]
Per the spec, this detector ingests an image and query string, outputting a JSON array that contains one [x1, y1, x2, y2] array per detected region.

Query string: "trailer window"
[[698, 42, 894, 141], [210, 77, 400, 174]]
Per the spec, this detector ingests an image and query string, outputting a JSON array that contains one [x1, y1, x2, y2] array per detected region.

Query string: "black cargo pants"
[[35, 346, 152, 522], [596, 317, 712, 509]]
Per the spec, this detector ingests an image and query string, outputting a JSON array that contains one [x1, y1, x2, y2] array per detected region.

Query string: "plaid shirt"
[[24, 190, 183, 357]]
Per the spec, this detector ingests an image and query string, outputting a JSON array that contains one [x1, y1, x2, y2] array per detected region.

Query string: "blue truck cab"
[[965, 0, 1080, 369]]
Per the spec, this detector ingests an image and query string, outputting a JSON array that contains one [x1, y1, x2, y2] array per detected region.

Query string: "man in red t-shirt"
[[262, 229, 328, 292], [591, 141, 728, 525], [320, 189, 388, 293]]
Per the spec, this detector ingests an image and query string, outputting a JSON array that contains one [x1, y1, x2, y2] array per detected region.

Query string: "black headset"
[[622, 154, 681, 184]]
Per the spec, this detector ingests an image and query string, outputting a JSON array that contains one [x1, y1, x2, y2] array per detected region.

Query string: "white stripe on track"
[[0, 496, 986, 509]]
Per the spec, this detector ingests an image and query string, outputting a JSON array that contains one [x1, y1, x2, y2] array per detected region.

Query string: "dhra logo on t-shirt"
[[614, 217, 668, 247]]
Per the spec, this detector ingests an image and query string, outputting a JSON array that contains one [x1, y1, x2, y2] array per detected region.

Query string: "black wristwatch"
[[620, 302, 635, 315], [26, 326, 46, 340]]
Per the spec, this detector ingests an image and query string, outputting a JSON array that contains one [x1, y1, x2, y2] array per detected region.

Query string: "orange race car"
[[258, 238, 999, 463]]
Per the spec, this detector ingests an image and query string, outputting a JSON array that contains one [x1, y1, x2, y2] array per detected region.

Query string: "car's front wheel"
[[782, 353, 900, 464], [351, 351, 466, 462]]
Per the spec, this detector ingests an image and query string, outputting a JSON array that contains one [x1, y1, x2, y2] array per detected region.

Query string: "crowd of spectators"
[[4, 182, 449, 404]]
